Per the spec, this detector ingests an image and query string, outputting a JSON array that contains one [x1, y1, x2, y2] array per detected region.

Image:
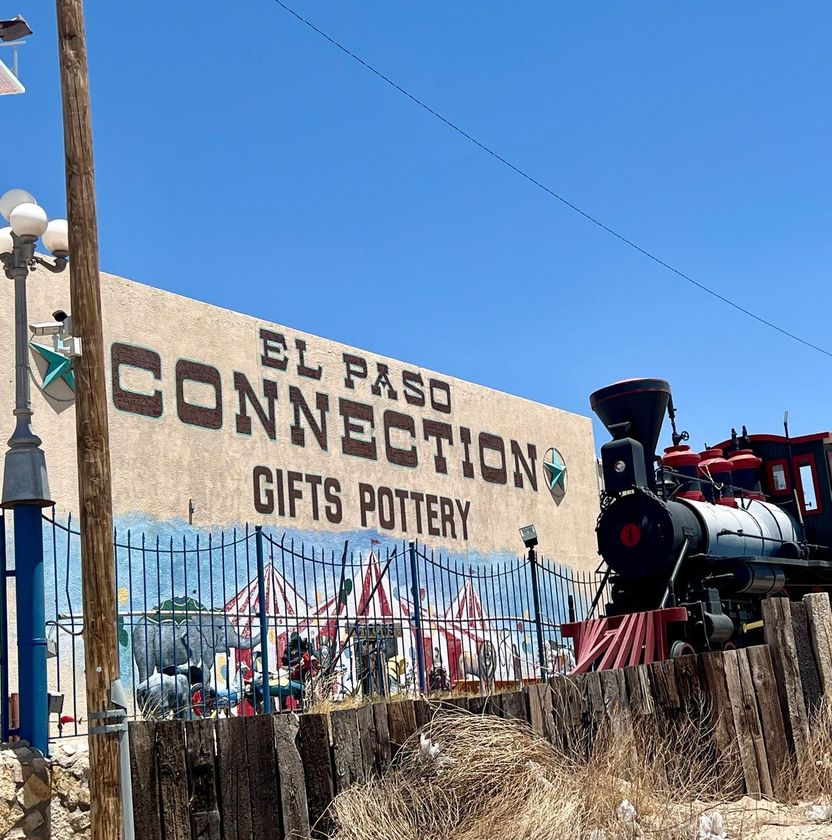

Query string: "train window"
[[798, 463, 818, 511], [771, 463, 788, 492], [767, 458, 791, 496]]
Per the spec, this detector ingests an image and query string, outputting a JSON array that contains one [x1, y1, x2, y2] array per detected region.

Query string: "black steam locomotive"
[[586, 377, 832, 662]]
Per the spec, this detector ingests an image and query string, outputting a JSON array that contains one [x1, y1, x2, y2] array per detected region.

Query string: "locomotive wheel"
[[669, 640, 696, 659], [722, 641, 737, 652]]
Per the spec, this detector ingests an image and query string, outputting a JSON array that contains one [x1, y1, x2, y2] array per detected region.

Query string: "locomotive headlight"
[[614, 460, 627, 474]]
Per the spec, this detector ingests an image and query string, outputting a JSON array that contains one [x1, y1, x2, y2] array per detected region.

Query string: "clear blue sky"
[[5, 2, 832, 452]]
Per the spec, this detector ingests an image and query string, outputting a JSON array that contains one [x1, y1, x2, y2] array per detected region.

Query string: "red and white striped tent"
[[224, 562, 311, 674], [444, 578, 490, 641], [314, 550, 462, 690], [441, 578, 537, 681]]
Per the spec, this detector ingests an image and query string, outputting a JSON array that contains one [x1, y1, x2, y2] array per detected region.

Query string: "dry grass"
[[786, 695, 832, 803], [326, 700, 742, 840]]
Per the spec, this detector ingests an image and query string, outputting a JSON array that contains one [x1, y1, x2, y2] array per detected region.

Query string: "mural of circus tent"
[[223, 562, 312, 681], [441, 578, 538, 683], [312, 549, 458, 694]]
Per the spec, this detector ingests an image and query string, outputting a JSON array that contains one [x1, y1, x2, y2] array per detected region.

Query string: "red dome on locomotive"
[[698, 448, 735, 506], [661, 444, 704, 501]]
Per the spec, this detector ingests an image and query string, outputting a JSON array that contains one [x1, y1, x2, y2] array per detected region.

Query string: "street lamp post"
[[0, 188, 69, 754]]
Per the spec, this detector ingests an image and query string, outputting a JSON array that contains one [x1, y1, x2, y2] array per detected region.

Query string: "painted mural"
[[42, 512, 595, 733]]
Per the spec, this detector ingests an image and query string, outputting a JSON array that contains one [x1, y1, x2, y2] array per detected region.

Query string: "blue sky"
[[4, 2, 832, 452]]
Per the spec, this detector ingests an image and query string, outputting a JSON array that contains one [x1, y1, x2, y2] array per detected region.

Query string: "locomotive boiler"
[[564, 378, 832, 670]]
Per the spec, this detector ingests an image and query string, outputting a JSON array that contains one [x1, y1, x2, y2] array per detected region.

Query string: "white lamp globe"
[[9, 202, 48, 238], [0, 189, 37, 222], [43, 219, 69, 254], [0, 226, 13, 256]]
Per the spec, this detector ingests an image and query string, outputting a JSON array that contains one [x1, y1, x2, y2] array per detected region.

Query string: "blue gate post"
[[408, 541, 427, 694], [12, 507, 48, 750], [254, 526, 271, 714], [528, 547, 548, 682], [0, 513, 8, 742]]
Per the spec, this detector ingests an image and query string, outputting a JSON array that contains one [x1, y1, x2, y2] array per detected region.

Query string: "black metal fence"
[[39, 512, 605, 737]]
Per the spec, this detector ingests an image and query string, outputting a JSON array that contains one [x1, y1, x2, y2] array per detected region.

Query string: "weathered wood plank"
[[550, 676, 584, 754], [762, 598, 811, 763], [297, 713, 335, 838], [247, 714, 282, 840], [184, 718, 221, 840], [673, 654, 704, 708], [791, 601, 823, 717], [128, 722, 163, 840], [155, 721, 190, 840], [498, 690, 527, 722], [736, 648, 773, 798], [466, 695, 487, 716], [804, 592, 832, 702], [647, 659, 680, 715], [331, 707, 365, 792], [583, 671, 605, 718], [601, 669, 636, 765], [527, 684, 554, 741], [386, 700, 418, 753], [274, 714, 312, 840], [746, 645, 790, 799], [623, 666, 654, 717], [372, 702, 392, 772], [723, 649, 763, 798], [453, 696, 472, 712], [216, 715, 253, 840], [700, 651, 742, 797], [413, 698, 432, 729], [356, 704, 377, 779]]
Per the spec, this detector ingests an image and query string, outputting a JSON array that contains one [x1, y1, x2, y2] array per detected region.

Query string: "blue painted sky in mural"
[[9, 4, 830, 455]]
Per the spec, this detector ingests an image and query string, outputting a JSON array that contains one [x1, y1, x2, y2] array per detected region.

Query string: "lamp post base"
[[1, 445, 52, 508]]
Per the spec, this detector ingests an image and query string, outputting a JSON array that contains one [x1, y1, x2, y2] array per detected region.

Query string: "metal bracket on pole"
[[89, 679, 136, 840]]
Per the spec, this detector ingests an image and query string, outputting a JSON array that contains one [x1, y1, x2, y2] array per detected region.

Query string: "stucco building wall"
[[0, 264, 600, 569]]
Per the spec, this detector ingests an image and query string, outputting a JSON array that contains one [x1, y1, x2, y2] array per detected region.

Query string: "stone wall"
[[0, 742, 51, 839], [50, 741, 90, 839], [0, 740, 90, 839]]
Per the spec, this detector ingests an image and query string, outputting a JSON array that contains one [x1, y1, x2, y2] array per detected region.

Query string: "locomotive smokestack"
[[590, 378, 671, 490]]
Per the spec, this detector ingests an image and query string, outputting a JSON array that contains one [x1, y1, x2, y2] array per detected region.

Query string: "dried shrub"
[[326, 698, 741, 840], [786, 695, 832, 802]]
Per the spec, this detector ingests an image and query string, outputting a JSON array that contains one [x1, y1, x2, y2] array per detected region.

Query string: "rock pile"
[[50, 740, 91, 839], [0, 742, 51, 839]]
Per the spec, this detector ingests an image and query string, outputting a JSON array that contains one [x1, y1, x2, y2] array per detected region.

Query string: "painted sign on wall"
[[0, 265, 600, 569]]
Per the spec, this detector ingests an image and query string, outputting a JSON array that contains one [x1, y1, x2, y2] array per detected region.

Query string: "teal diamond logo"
[[543, 447, 567, 504]]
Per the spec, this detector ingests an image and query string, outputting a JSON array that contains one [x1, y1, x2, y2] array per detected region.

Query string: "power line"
[[270, 0, 832, 360]]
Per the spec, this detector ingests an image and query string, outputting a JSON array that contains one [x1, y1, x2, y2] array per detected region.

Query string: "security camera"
[[52, 310, 68, 323], [30, 322, 64, 337]]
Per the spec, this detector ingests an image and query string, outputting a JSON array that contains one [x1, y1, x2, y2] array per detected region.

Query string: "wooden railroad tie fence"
[[129, 592, 832, 840]]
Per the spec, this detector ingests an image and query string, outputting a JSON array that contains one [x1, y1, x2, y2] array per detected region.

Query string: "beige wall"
[[0, 263, 600, 570]]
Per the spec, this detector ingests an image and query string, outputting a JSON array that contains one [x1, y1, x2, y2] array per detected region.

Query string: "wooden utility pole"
[[55, 2, 124, 838]]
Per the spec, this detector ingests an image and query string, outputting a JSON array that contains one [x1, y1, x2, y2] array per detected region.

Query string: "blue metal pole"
[[408, 541, 427, 694], [14, 505, 48, 752], [2, 240, 53, 754], [254, 526, 271, 714], [0, 513, 9, 742]]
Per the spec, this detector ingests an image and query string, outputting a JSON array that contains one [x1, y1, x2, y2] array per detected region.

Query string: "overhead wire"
[[270, 0, 832, 360]]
